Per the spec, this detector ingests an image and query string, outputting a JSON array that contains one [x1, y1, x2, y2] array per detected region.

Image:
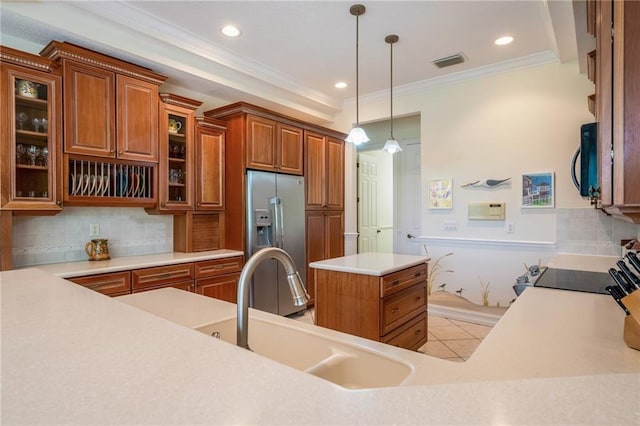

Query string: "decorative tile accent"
[[12, 207, 173, 267]]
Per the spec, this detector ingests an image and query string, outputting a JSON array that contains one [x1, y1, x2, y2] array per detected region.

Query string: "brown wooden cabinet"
[[153, 94, 201, 212], [68, 271, 131, 297], [595, 0, 640, 222], [194, 256, 244, 303], [66, 255, 243, 303], [194, 117, 226, 210], [41, 42, 165, 163], [1, 47, 63, 213], [305, 210, 344, 305], [314, 263, 428, 351], [204, 102, 345, 252], [304, 131, 344, 210], [246, 115, 303, 175]]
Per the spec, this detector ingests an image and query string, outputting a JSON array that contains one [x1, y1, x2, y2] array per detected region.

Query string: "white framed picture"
[[428, 178, 453, 209], [521, 172, 554, 208]]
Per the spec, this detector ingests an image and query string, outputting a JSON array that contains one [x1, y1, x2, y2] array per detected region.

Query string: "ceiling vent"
[[433, 53, 466, 69]]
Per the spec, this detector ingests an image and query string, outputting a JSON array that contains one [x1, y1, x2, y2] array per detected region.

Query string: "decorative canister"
[[85, 239, 111, 261], [16, 80, 38, 98]]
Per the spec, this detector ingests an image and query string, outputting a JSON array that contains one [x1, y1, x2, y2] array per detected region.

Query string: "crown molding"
[[349, 51, 560, 107]]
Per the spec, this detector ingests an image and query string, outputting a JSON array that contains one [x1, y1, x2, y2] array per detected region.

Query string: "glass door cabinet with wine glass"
[[1, 46, 62, 213]]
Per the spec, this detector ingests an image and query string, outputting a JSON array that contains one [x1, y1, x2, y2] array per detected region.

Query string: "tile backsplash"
[[12, 207, 173, 267], [555, 208, 640, 256]]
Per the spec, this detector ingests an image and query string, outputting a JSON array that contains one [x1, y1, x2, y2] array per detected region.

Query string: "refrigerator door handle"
[[270, 197, 283, 248]]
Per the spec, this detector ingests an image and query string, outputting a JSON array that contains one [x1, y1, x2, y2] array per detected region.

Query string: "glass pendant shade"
[[345, 4, 368, 146], [346, 126, 370, 145], [383, 138, 402, 154]]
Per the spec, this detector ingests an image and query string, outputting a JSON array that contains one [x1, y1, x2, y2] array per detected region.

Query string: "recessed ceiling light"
[[334, 82, 347, 89], [221, 25, 241, 37], [494, 36, 514, 46]]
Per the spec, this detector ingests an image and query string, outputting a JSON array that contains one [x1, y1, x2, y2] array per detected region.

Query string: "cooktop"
[[533, 267, 611, 295]]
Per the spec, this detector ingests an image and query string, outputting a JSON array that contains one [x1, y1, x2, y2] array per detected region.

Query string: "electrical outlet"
[[443, 220, 457, 231], [89, 224, 99, 237], [506, 221, 514, 233]]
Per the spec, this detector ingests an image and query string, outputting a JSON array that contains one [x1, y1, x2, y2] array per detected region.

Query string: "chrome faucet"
[[237, 247, 309, 349]]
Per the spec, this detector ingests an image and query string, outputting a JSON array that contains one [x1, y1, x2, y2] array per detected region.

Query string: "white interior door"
[[358, 152, 379, 253], [394, 140, 422, 255]]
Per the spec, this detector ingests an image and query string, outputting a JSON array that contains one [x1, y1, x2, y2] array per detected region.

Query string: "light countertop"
[[547, 253, 620, 272], [33, 249, 244, 278], [2, 267, 639, 425], [309, 252, 430, 276]]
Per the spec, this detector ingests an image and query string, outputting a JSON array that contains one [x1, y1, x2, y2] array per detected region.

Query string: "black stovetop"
[[533, 267, 611, 295]]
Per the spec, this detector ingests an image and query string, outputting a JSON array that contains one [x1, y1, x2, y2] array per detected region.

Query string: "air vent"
[[433, 53, 466, 69]]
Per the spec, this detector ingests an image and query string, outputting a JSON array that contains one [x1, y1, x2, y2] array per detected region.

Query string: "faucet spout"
[[237, 247, 309, 349]]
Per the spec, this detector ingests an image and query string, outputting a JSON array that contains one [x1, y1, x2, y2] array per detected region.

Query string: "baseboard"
[[427, 303, 503, 326]]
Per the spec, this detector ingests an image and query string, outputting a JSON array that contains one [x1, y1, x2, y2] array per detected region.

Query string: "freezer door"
[[275, 174, 307, 316], [246, 171, 279, 315]]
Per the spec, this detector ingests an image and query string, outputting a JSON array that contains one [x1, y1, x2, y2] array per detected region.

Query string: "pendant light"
[[345, 4, 369, 146], [383, 34, 402, 154]]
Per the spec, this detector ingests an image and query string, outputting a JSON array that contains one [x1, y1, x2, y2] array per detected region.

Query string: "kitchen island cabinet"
[[2, 267, 638, 425], [311, 252, 429, 350]]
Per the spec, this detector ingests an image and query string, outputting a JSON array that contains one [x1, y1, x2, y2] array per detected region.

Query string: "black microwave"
[[571, 122, 598, 197]]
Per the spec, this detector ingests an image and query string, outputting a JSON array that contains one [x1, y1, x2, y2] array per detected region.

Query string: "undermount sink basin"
[[195, 317, 412, 389]]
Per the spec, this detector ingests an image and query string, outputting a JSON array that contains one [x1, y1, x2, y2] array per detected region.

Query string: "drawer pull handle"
[[415, 296, 422, 302], [391, 280, 400, 286], [391, 308, 400, 314], [415, 329, 422, 335], [414, 272, 421, 277]]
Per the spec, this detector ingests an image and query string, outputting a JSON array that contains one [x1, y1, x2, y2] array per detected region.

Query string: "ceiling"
[[0, 1, 585, 125]]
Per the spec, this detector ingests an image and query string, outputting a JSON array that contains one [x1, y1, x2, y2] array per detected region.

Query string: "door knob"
[[376, 229, 381, 234], [407, 233, 416, 239]]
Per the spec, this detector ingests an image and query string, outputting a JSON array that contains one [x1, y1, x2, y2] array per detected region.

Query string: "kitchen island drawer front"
[[195, 256, 243, 278], [380, 264, 427, 297], [132, 263, 195, 290], [69, 271, 131, 296], [382, 313, 427, 351], [132, 279, 194, 294], [381, 283, 426, 335]]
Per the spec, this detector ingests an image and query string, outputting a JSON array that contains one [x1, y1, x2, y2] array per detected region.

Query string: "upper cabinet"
[[304, 131, 344, 210], [194, 116, 226, 211], [40, 41, 166, 163], [246, 115, 303, 175], [594, 1, 640, 222], [154, 93, 201, 213], [1, 46, 63, 213]]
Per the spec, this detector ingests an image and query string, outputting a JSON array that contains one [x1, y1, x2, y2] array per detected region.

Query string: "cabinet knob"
[[391, 308, 400, 314], [197, 202, 201, 207], [118, 151, 124, 155], [161, 202, 166, 207], [56, 201, 62, 206], [110, 150, 115, 153]]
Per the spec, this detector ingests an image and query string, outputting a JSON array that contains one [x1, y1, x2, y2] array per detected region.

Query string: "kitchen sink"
[[195, 317, 412, 389]]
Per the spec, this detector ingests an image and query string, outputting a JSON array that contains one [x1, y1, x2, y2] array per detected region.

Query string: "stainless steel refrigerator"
[[246, 170, 306, 316]]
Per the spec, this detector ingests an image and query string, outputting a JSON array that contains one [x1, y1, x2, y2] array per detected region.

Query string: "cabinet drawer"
[[382, 313, 427, 351], [380, 264, 427, 298], [195, 273, 240, 303], [132, 279, 194, 294], [69, 271, 131, 296], [381, 283, 426, 335], [195, 256, 243, 278], [132, 263, 195, 290]]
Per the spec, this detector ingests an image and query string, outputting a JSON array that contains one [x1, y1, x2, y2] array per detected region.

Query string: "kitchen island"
[[2, 265, 639, 425]]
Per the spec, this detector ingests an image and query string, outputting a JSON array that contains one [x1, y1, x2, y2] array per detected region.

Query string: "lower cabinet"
[[68, 271, 131, 297], [314, 263, 428, 351], [305, 210, 344, 305], [67, 255, 244, 303]]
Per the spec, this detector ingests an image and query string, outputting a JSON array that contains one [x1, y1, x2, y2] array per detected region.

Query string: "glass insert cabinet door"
[[1, 64, 62, 211]]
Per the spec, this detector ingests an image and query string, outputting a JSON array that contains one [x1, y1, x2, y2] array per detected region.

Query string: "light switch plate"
[[89, 224, 99, 237]]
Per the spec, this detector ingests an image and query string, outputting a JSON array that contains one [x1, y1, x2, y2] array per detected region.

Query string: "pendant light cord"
[[389, 39, 393, 139], [355, 11, 360, 127]]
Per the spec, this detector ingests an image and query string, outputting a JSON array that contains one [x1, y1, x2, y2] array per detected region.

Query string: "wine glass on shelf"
[[27, 145, 40, 166], [16, 144, 26, 165], [16, 112, 28, 130], [40, 147, 49, 167], [41, 118, 48, 133], [32, 118, 42, 133]]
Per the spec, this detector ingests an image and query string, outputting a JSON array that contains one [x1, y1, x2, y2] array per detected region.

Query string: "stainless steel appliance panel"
[[246, 170, 306, 316]]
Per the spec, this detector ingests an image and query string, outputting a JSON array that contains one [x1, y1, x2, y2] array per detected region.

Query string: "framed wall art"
[[521, 172, 555, 208], [429, 178, 453, 209]]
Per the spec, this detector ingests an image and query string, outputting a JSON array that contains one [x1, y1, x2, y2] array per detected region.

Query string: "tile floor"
[[294, 309, 493, 363]]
